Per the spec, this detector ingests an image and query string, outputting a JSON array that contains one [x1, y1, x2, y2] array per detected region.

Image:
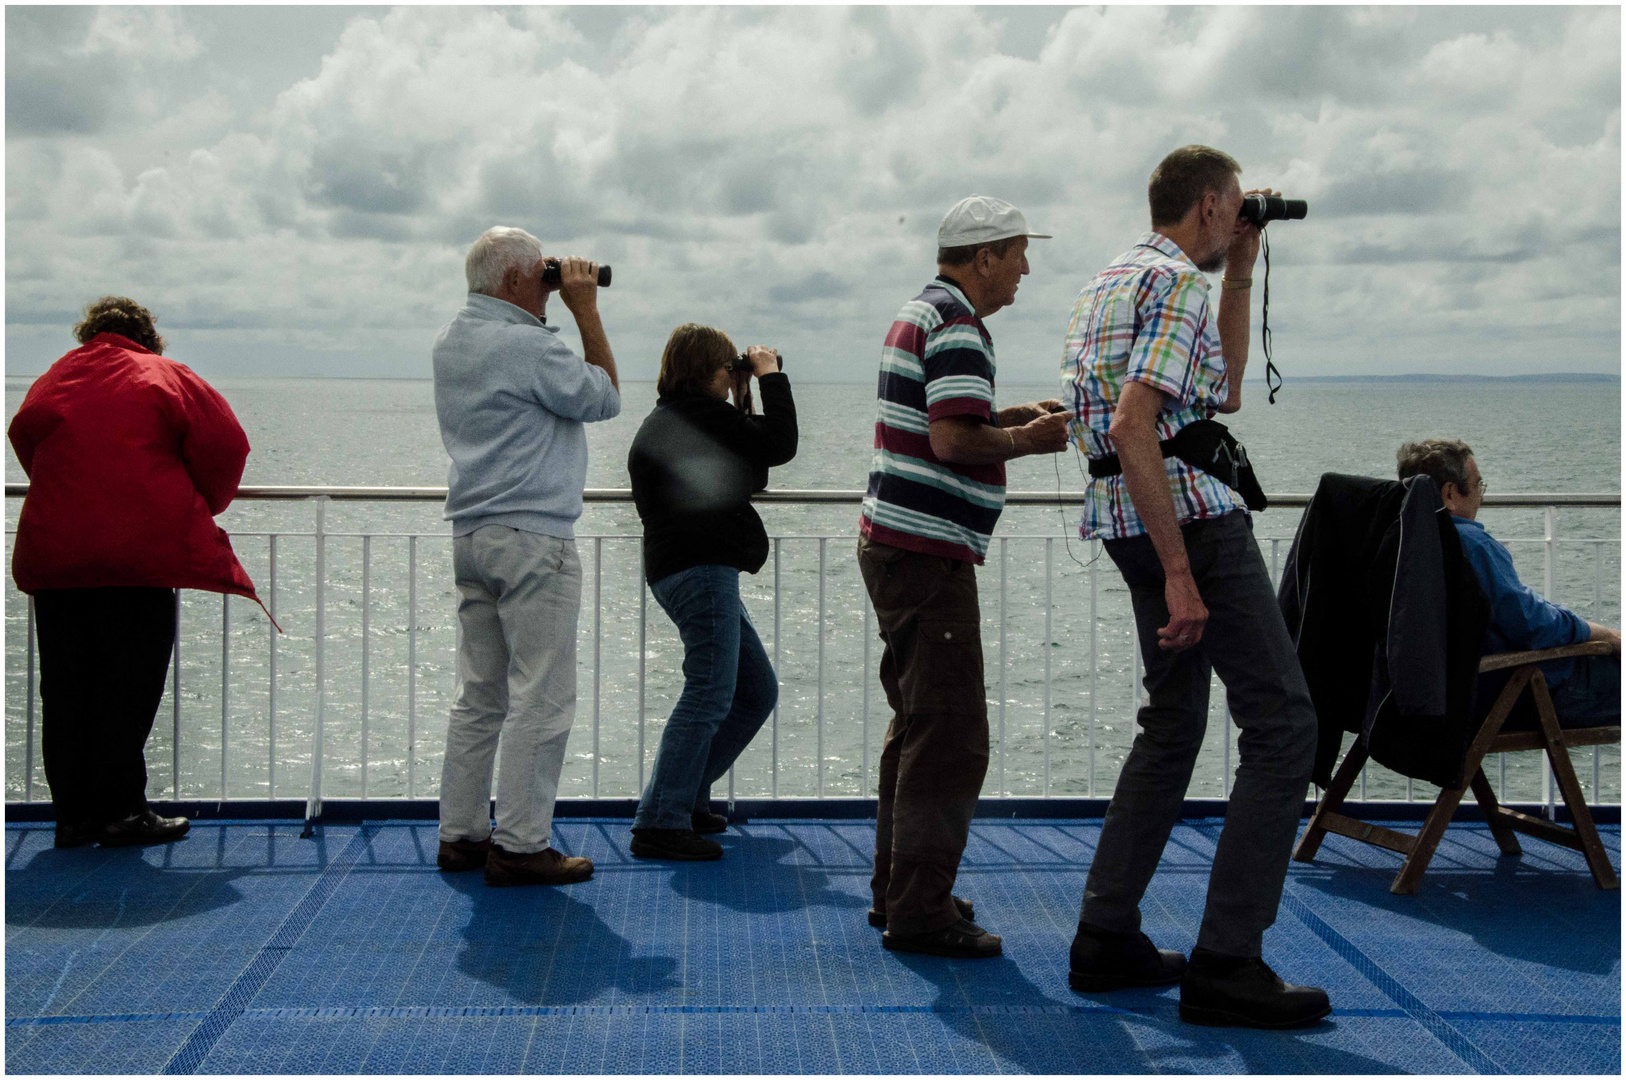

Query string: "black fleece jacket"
[[628, 373, 798, 586]]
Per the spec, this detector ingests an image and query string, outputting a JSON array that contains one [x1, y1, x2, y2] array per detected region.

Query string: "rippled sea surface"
[[6, 375, 1620, 805]]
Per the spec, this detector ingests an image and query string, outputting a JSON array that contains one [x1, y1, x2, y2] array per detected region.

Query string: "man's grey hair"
[[1397, 438, 1474, 493], [465, 226, 543, 296]]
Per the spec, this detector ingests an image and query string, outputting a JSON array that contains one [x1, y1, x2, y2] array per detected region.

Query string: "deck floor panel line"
[[157, 824, 379, 1075]]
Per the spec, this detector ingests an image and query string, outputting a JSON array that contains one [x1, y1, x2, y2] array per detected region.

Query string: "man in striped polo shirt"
[[858, 195, 1071, 959], [1059, 146, 1327, 1028]]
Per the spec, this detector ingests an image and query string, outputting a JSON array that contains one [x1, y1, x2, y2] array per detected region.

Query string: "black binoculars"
[[1238, 194, 1308, 226], [540, 258, 612, 287], [729, 351, 784, 374]]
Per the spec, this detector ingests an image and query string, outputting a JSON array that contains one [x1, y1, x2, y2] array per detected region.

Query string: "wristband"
[[1005, 428, 1018, 456], [1221, 277, 1252, 290]]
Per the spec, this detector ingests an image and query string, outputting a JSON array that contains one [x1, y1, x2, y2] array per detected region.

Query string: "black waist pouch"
[[1087, 419, 1268, 512]]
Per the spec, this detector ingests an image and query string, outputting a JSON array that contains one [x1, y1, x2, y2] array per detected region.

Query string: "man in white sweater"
[[432, 226, 620, 887]]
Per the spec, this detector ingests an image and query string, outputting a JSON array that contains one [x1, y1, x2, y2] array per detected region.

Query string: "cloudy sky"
[[6, 5, 1620, 382]]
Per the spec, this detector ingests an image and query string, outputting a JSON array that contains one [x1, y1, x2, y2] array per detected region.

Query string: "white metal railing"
[[5, 486, 1620, 816]]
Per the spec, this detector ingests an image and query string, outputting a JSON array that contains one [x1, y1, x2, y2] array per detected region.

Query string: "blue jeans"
[[633, 565, 778, 830]]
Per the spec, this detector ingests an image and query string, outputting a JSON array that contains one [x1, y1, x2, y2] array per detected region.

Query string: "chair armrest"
[[1478, 640, 1616, 673]]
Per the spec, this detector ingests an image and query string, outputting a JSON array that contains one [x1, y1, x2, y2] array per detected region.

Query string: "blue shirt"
[[433, 293, 620, 538], [1453, 515, 1590, 685]]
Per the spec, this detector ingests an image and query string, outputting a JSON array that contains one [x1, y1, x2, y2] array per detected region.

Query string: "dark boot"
[[1179, 948, 1331, 1029], [691, 812, 729, 835], [869, 895, 974, 929], [1068, 921, 1187, 991], [881, 917, 1002, 959], [54, 820, 100, 849], [437, 836, 492, 872], [630, 828, 723, 861], [98, 810, 189, 847], [483, 845, 594, 887]]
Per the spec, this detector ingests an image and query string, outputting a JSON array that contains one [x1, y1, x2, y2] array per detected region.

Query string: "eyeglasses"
[[1471, 477, 1489, 496]]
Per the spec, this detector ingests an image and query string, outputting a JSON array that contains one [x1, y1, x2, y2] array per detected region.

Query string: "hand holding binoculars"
[[729, 349, 784, 374], [541, 258, 613, 288]]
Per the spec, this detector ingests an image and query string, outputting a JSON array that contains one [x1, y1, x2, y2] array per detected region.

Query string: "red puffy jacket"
[[9, 333, 261, 604]]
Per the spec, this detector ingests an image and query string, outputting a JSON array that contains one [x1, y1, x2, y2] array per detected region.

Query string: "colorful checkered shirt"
[[860, 276, 1005, 564], [1060, 232, 1246, 541]]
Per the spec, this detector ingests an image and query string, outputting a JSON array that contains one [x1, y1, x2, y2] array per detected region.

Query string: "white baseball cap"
[[937, 195, 1052, 248]]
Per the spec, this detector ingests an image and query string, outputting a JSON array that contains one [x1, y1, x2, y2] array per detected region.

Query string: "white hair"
[[464, 226, 543, 296]]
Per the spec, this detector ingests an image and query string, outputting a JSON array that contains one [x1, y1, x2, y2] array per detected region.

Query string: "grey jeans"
[[1083, 511, 1317, 958], [439, 525, 582, 854]]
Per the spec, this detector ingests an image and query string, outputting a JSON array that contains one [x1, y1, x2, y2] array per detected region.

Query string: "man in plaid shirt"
[[1059, 146, 1328, 1029]]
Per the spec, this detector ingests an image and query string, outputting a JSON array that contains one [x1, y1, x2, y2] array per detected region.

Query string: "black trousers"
[[35, 587, 176, 827], [1084, 512, 1318, 958]]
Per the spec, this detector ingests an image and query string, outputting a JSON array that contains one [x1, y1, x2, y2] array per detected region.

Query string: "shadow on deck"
[[5, 819, 1619, 1074]]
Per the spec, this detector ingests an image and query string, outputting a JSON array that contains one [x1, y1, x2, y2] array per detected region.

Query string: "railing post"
[[172, 589, 182, 799], [593, 536, 602, 800], [361, 535, 370, 801], [861, 587, 871, 799], [771, 541, 780, 799], [637, 539, 647, 795], [268, 535, 277, 800], [25, 595, 36, 802], [221, 593, 230, 800], [817, 537, 826, 798], [1088, 544, 1098, 797], [1543, 505, 1557, 816], [305, 497, 328, 827], [408, 535, 417, 800], [998, 537, 1007, 798], [1043, 538, 1052, 799]]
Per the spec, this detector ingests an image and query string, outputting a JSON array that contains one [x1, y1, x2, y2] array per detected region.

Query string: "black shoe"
[[1179, 948, 1331, 1029], [54, 821, 99, 849], [869, 895, 974, 929], [630, 828, 723, 861], [1068, 922, 1187, 991], [881, 917, 1002, 959], [691, 812, 729, 835], [98, 810, 190, 847], [438, 837, 492, 872]]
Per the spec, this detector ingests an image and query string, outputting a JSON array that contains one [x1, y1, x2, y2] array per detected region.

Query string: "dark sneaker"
[[881, 917, 1002, 959], [869, 895, 974, 929], [54, 821, 100, 849], [691, 812, 729, 835], [437, 837, 492, 872], [1068, 921, 1187, 991], [630, 828, 723, 861], [1179, 948, 1331, 1029], [483, 845, 594, 887], [98, 810, 190, 847]]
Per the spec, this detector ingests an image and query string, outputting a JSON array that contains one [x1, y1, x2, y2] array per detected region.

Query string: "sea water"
[[5, 376, 1620, 805]]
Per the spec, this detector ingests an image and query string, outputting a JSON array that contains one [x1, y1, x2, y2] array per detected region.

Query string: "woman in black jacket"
[[626, 323, 798, 860]]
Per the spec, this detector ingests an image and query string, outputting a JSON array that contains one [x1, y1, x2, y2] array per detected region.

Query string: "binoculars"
[[729, 351, 784, 374], [1238, 194, 1308, 226], [541, 258, 612, 288]]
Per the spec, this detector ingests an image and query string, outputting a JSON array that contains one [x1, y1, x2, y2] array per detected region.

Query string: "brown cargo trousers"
[[857, 537, 990, 937]]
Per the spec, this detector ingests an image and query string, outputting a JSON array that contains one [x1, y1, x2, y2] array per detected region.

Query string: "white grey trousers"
[[439, 525, 581, 853]]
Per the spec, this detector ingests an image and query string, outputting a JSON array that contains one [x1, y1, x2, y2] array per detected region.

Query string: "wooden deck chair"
[[1294, 639, 1620, 895]]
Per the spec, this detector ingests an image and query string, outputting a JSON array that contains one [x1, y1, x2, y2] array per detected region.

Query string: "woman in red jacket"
[[9, 297, 262, 849]]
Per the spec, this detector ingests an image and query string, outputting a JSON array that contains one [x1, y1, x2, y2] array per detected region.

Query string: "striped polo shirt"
[[859, 276, 1006, 564], [1060, 232, 1245, 541]]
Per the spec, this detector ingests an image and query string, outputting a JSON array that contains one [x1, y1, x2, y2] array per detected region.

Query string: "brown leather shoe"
[[437, 837, 492, 872], [484, 845, 594, 887]]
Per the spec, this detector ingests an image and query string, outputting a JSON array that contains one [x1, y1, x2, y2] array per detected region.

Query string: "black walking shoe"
[[1179, 948, 1331, 1029], [690, 812, 729, 835], [868, 895, 974, 929], [437, 837, 492, 872], [53, 821, 99, 849], [630, 828, 723, 861], [1068, 922, 1187, 991], [98, 810, 190, 847], [881, 917, 1002, 959]]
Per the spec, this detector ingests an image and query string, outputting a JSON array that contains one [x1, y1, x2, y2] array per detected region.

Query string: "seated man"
[[1397, 439, 1620, 726]]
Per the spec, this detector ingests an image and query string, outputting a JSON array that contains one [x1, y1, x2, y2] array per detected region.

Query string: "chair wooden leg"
[[1295, 738, 1367, 863], [1469, 768, 1521, 856], [1390, 781, 1468, 895], [1529, 675, 1620, 890]]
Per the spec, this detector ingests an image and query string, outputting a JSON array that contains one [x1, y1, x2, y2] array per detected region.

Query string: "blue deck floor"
[[5, 818, 1619, 1075]]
